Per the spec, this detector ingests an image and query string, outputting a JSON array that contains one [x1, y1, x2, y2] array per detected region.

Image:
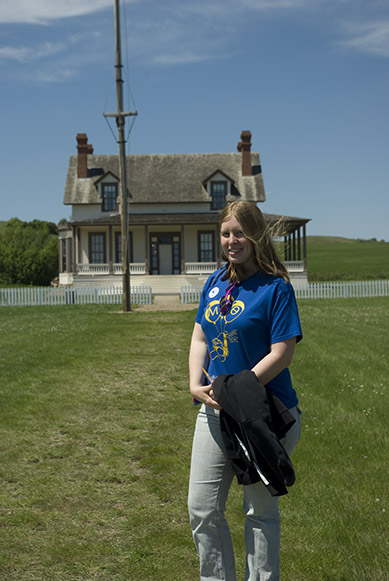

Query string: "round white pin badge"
[[209, 287, 220, 298]]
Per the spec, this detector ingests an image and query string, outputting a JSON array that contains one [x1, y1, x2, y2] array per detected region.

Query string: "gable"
[[203, 169, 234, 185], [93, 170, 120, 187]]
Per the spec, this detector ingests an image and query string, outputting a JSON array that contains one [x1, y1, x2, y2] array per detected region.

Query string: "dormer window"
[[211, 181, 227, 210], [102, 183, 118, 212]]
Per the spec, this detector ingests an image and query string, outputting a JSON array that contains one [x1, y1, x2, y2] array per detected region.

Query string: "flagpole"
[[104, 0, 137, 312]]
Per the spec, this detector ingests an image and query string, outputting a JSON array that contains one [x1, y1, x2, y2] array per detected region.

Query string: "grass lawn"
[[0, 300, 388, 580]]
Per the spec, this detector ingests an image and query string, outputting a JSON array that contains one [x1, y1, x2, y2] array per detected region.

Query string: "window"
[[61, 239, 67, 272], [211, 181, 227, 210], [61, 238, 73, 272], [102, 183, 118, 212], [115, 232, 133, 264], [198, 232, 215, 262], [89, 233, 106, 263]]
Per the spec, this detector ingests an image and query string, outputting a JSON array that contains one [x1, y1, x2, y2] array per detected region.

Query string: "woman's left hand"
[[191, 383, 222, 410]]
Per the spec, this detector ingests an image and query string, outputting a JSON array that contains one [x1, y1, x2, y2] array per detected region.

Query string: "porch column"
[[292, 231, 296, 261], [181, 224, 185, 274], [297, 228, 301, 261], [285, 234, 292, 261], [303, 224, 307, 269]]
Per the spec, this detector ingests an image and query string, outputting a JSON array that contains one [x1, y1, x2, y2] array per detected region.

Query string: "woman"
[[188, 201, 302, 581]]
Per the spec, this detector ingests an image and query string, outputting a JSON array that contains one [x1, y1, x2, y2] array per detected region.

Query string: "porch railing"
[[113, 263, 146, 275], [77, 262, 219, 275], [77, 263, 146, 275], [184, 261, 305, 275], [184, 262, 218, 275], [284, 261, 305, 272], [74, 261, 305, 276]]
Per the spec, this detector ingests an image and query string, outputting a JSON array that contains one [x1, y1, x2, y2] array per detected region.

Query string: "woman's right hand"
[[190, 383, 221, 410]]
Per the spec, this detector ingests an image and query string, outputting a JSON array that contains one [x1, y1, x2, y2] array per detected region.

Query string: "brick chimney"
[[237, 130, 252, 176], [76, 133, 94, 178]]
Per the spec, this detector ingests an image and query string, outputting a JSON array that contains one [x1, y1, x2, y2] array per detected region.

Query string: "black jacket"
[[212, 370, 296, 496]]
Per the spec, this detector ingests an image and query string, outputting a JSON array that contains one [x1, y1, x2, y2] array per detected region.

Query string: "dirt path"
[[136, 295, 198, 312]]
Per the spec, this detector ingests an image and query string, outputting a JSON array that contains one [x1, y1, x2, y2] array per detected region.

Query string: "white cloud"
[[168, 0, 317, 25], [25, 67, 77, 84], [153, 50, 230, 66], [339, 21, 389, 58], [130, 0, 322, 66], [2, 0, 388, 86], [0, 29, 108, 84], [241, 0, 318, 8], [0, 46, 31, 62], [124, 10, 234, 66], [0, 42, 65, 63], [0, 0, 113, 24]]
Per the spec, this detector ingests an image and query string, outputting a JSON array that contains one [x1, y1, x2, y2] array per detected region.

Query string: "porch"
[[58, 212, 310, 286], [59, 260, 307, 290], [73, 260, 305, 277]]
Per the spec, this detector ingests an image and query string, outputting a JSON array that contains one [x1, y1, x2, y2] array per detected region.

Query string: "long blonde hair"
[[219, 201, 290, 283]]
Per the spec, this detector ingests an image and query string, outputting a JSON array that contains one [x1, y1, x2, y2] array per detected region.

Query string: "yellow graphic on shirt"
[[205, 299, 245, 362]]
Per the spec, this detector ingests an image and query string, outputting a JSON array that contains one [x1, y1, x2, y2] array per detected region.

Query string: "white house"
[[59, 131, 309, 288]]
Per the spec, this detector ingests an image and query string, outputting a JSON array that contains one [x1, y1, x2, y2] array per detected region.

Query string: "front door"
[[159, 243, 173, 274], [150, 233, 181, 274]]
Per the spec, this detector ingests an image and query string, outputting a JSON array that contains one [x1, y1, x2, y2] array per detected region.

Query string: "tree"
[[0, 218, 59, 286]]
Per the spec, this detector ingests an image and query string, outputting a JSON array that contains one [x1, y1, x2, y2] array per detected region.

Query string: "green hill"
[[306, 236, 389, 281]]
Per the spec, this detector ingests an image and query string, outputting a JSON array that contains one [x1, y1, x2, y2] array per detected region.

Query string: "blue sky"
[[1, 0, 388, 240]]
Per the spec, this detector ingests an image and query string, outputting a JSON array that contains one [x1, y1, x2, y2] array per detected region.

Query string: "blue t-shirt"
[[195, 266, 303, 408]]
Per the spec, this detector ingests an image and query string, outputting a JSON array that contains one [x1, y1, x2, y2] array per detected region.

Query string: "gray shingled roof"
[[63, 152, 265, 205]]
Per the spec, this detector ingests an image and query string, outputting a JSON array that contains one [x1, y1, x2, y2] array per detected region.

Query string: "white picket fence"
[[181, 280, 389, 304], [2, 280, 387, 307], [181, 285, 203, 304], [293, 280, 389, 299], [0, 285, 153, 307]]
